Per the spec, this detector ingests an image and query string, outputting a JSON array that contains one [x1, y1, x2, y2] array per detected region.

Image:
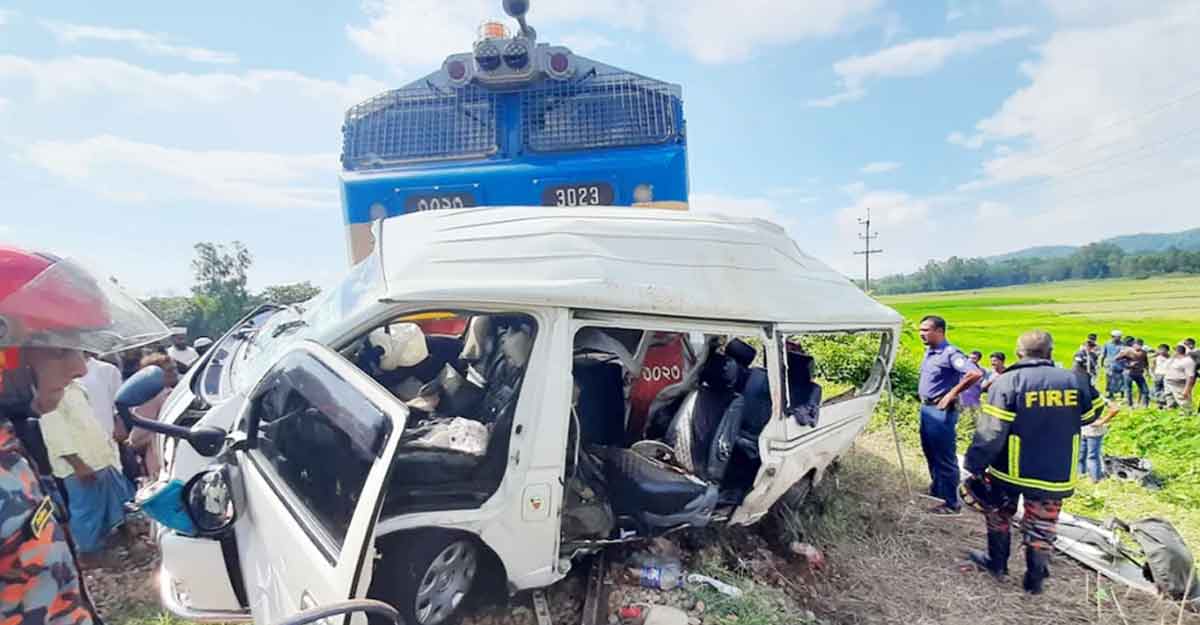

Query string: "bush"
[[794, 332, 884, 389]]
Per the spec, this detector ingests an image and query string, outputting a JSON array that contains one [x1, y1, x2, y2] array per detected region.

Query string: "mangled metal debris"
[[1050, 511, 1198, 603]]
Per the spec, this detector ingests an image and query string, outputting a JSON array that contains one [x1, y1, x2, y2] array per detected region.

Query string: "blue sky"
[[0, 1, 1195, 295]]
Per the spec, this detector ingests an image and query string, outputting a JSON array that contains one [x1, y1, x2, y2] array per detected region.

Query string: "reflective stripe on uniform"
[[1008, 435, 1021, 479], [1085, 397, 1106, 421], [983, 404, 1016, 422], [1070, 434, 1081, 483], [987, 466, 1076, 492]]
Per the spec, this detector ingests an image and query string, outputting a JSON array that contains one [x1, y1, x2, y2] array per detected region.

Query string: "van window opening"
[[562, 325, 778, 544], [781, 330, 892, 408], [341, 310, 539, 514]]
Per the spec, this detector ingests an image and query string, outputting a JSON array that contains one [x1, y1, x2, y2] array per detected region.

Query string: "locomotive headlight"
[[503, 40, 530, 69], [633, 184, 654, 204], [475, 41, 501, 71], [544, 49, 574, 80]]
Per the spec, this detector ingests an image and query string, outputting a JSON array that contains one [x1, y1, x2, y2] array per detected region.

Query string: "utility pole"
[[854, 208, 883, 292]]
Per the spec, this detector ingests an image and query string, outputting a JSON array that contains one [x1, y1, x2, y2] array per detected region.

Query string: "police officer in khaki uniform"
[[961, 330, 1118, 594]]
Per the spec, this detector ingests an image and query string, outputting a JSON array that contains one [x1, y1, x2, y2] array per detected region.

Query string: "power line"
[[853, 208, 883, 293], [974, 79, 1200, 174], [968, 122, 1200, 199]]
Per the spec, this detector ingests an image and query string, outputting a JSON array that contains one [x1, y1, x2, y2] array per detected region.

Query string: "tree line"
[[871, 244, 1200, 295], [141, 242, 322, 340]]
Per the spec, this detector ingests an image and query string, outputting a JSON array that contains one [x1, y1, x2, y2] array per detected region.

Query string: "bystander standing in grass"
[[1101, 330, 1125, 400], [1163, 344, 1196, 415], [1186, 338, 1200, 371], [1073, 338, 1098, 382], [959, 351, 986, 424], [1152, 343, 1172, 408], [1117, 338, 1150, 408], [981, 351, 1006, 393]]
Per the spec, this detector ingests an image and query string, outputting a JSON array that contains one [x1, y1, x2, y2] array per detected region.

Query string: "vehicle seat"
[[573, 358, 626, 447], [786, 351, 822, 427], [598, 447, 717, 532], [663, 351, 742, 482]]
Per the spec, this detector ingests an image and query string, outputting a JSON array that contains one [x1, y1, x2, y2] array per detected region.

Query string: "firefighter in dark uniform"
[[961, 329, 1119, 594], [1, 245, 169, 624]]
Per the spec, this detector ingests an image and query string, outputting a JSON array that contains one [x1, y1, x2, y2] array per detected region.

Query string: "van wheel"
[[382, 531, 480, 625], [777, 474, 814, 510], [759, 475, 814, 547]]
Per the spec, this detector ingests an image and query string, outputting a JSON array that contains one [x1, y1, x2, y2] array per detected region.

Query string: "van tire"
[[374, 530, 481, 625], [759, 474, 814, 547], [777, 474, 814, 510]]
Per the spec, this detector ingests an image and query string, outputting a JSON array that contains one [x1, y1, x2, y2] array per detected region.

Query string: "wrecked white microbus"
[[145, 207, 902, 625]]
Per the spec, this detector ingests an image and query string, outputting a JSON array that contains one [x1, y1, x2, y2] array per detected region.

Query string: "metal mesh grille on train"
[[522, 75, 679, 152], [341, 86, 499, 170]]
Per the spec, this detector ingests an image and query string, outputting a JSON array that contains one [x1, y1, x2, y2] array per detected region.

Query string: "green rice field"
[[882, 275, 1199, 361]]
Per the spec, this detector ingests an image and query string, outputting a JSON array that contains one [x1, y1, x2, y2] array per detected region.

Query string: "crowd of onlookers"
[[36, 328, 211, 567], [954, 329, 1198, 487]]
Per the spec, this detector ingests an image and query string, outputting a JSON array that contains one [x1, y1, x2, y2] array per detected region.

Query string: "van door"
[[233, 341, 407, 624]]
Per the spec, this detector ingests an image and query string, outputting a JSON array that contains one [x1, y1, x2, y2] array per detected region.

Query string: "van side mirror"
[[116, 365, 166, 407], [183, 465, 238, 535], [271, 600, 401, 625], [115, 365, 228, 457]]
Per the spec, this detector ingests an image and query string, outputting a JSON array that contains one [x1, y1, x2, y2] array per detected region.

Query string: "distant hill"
[[989, 245, 1077, 262], [987, 227, 1200, 262]]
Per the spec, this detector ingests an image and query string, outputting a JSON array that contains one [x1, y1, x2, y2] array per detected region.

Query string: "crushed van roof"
[[379, 207, 902, 326]]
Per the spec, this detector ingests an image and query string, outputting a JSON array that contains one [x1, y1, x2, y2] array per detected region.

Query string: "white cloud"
[[667, 0, 882, 64], [976, 200, 1010, 219], [842, 181, 868, 197], [947, 130, 985, 149], [0, 10, 13, 26], [559, 33, 616, 55], [861, 161, 901, 174], [837, 189, 931, 227], [347, 0, 650, 72], [947, 9, 966, 22], [22, 135, 336, 209], [881, 12, 906, 45], [41, 20, 238, 64], [809, 26, 1034, 107], [0, 96, 7, 113], [0, 55, 381, 108], [957, 0, 1200, 218], [765, 187, 819, 203], [692, 193, 792, 224], [0, 54, 385, 152], [348, 0, 881, 72]]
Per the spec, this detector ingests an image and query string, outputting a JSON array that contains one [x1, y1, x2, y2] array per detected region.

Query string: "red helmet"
[[0, 245, 169, 354]]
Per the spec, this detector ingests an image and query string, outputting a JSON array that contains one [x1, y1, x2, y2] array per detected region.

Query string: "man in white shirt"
[[1164, 344, 1196, 415], [166, 328, 199, 370], [77, 355, 122, 437]]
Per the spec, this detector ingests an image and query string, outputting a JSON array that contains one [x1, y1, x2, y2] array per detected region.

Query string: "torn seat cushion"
[[600, 447, 712, 518]]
